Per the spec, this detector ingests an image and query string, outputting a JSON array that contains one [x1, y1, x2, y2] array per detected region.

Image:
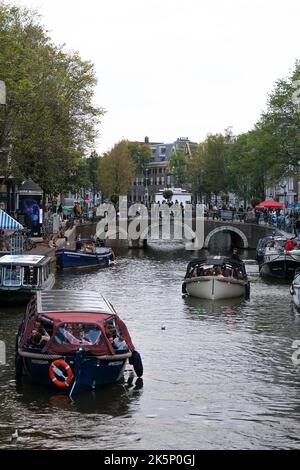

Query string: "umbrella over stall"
[[255, 199, 284, 210], [0, 209, 23, 230]]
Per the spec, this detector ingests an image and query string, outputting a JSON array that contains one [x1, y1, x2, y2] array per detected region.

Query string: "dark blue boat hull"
[[20, 350, 127, 396], [56, 249, 114, 269]]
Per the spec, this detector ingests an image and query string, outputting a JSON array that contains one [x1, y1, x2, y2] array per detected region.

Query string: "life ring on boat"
[[49, 359, 73, 388]]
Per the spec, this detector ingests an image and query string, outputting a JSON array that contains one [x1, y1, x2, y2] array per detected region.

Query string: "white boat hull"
[[185, 276, 246, 300]]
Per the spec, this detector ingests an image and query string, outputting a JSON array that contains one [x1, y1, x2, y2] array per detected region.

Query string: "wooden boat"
[[56, 238, 115, 269], [0, 254, 55, 304], [15, 290, 143, 399], [182, 256, 250, 300]]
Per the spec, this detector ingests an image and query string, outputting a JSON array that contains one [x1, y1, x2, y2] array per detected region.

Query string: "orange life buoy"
[[49, 359, 73, 388]]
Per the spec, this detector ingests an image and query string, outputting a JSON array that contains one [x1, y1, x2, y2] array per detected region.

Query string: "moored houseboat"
[[0, 254, 55, 303]]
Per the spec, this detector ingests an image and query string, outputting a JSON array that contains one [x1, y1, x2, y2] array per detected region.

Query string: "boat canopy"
[[36, 290, 116, 315], [19, 290, 135, 354]]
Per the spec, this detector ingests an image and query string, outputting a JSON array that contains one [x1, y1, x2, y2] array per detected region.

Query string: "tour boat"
[[56, 238, 115, 269], [182, 256, 250, 300], [290, 268, 300, 310], [15, 290, 143, 399], [0, 254, 55, 303], [257, 236, 300, 279]]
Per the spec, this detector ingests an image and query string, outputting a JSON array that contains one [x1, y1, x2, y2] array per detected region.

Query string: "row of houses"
[[129, 136, 195, 204]]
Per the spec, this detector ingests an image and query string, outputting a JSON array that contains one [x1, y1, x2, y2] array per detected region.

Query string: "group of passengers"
[[28, 317, 128, 352], [188, 264, 244, 280], [266, 238, 300, 254]]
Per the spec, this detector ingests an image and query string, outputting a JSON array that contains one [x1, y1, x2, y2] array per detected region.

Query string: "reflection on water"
[[0, 241, 300, 449], [16, 372, 143, 417]]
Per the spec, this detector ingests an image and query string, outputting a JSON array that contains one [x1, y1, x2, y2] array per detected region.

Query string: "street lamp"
[[280, 184, 287, 213]]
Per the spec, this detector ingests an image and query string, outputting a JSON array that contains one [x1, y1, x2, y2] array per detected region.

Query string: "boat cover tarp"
[[19, 304, 135, 355], [0, 209, 23, 230]]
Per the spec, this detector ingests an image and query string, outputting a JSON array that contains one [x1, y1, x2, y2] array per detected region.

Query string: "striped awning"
[[0, 209, 23, 230]]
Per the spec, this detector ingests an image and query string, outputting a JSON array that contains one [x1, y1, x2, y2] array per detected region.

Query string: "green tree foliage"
[[99, 140, 135, 198], [257, 61, 300, 179], [188, 144, 205, 202], [200, 133, 231, 202], [128, 141, 151, 175], [168, 149, 188, 187], [0, 3, 104, 195], [162, 189, 173, 201]]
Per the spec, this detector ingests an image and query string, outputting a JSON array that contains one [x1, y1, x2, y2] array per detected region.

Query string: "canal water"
[[0, 241, 300, 450]]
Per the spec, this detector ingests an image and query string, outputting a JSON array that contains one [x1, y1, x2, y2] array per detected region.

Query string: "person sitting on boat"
[[237, 269, 245, 280], [75, 235, 82, 250], [29, 328, 50, 349], [34, 319, 50, 342], [274, 241, 283, 254], [105, 322, 117, 345], [196, 266, 204, 277], [105, 322, 128, 351], [204, 268, 213, 276], [55, 323, 91, 345], [113, 333, 128, 351], [285, 238, 295, 252], [221, 264, 232, 277], [213, 266, 223, 276], [85, 243, 96, 253]]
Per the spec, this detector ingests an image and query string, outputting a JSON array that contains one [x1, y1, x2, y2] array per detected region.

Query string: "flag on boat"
[[0, 209, 23, 230]]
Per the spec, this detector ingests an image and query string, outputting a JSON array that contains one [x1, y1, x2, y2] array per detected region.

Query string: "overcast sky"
[[11, 0, 300, 153]]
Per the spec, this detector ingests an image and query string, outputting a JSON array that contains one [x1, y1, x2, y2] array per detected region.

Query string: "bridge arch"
[[204, 225, 249, 249]]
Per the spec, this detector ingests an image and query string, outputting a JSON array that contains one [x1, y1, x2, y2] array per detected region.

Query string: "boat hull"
[[56, 249, 114, 269], [260, 257, 300, 279], [0, 274, 55, 304], [18, 350, 128, 394], [184, 276, 247, 300]]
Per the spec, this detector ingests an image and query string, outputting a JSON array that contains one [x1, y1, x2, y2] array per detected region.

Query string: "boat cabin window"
[[3, 266, 22, 286], [52, 323, 101, 346], [23, 266, 38, 286]]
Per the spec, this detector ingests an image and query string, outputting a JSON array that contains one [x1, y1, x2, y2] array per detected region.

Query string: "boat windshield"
[[52, 323, 101, 346], [3, 266, 22, 286]]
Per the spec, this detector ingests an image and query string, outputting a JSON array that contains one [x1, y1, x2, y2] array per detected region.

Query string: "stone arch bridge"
[[77, 218, 274, 250]]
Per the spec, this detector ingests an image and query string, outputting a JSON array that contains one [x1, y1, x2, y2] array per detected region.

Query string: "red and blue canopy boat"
[[15, 290, 143, 399], [56, 238, 115, 269]]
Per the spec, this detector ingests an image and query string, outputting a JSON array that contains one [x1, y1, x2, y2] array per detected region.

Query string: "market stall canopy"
[[0, 209, 23, 230], [255, 199, 284, 210]]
